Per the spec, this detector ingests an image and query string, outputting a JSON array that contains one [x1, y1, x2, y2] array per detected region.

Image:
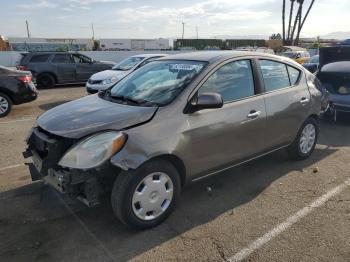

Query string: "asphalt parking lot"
[[0, 86, 350, 262]]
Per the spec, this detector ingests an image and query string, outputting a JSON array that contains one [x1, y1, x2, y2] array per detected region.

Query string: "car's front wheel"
[[0, 92, 12, 118], [111, 160, 181, 229], [287, 117, 319, 160]]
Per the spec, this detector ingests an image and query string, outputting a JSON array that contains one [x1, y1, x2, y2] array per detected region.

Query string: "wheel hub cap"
[[300, 124, 316, 154], [132, 172, 174, 221], [0, 96, 9, 114]]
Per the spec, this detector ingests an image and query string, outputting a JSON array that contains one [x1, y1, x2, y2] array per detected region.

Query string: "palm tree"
[[282, 0, 286, 43], [295, 0, 316, 45], [287, 0, 296, 42]]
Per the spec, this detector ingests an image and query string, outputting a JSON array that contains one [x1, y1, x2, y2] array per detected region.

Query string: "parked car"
[[317, 62, 350, 120], [17, 52, 115, 88], [317, 46, 350, 120], [281, 50, 310, 64], [24, 51, 322, 228], [303, 55, 319, 73], [0, 66, 37, 117], [86, 54, 168, 94]]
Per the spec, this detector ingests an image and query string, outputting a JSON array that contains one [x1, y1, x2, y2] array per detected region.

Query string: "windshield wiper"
[[110, 94, 159, 106]]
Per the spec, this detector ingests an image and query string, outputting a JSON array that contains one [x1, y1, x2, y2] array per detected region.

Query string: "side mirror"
[[186, 92, 223, 113]]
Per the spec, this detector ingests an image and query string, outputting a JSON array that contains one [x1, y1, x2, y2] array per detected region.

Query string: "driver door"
[[73, 54, 97, 81], [184, 59, 267, 177]]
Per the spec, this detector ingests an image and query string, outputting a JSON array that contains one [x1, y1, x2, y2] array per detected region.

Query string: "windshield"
[[323, 78, 350, 95], [108, 60, 207, 106], [112, 57, 144, 71]]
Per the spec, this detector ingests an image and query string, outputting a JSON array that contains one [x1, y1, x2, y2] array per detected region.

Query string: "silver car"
[[86, 54, 168, 94], [24, 51, 322, 229]]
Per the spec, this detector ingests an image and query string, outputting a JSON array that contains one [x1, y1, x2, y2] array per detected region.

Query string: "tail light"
[[16, 65, 27, 71], [18, 75, 32, 83]]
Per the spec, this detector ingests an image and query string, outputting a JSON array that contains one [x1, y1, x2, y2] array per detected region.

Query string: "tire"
[[287, 117, 319, 160], [0, 92, 12, 118], [111, 160, 181, 229], [37, 73, 55, 89]]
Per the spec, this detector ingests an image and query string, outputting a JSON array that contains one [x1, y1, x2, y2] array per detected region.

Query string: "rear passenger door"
[[186, 59, 267, 176], [51, 53, 76, 83], [258, 59, 311, 149]]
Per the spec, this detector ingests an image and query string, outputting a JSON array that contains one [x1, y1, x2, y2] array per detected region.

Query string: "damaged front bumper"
[[23, 127, 119, 207]]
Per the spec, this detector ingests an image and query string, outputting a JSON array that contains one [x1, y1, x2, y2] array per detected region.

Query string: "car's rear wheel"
[[111, 160, 181, 229], [37, 73, 55, 89], [287, 117, 318, 160], [0, 92, 12, 118]]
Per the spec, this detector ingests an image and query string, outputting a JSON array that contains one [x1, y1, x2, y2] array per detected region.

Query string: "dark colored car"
[[0, 66, 37, 117], [24, 51, 322, 228], [318, 62, 350, 120], [317, 46, 350, 120], [17, 52, 115, 88], [303, 55, 319, 73]]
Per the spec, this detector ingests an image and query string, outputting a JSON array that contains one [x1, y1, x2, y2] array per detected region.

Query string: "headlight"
[[58, 132, 126, 169], [102, 76, 118, 85]]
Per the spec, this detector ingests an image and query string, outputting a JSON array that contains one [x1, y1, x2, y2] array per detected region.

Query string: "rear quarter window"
[[287, 66, 301, 85], [29, 54, 51, 63]]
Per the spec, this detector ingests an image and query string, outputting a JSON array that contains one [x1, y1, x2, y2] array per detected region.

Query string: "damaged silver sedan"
[[24, 51, 322, 228]]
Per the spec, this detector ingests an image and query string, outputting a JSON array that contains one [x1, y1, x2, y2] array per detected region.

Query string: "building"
[[7, 37, 94, 51], [174, 39, 266, 50], [100, 39, 170, 51]]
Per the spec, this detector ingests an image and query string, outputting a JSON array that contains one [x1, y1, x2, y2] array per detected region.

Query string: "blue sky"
[[1, 0, 349, 39]]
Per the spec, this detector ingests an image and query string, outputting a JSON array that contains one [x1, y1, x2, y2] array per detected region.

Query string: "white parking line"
[[0, 164, 24, 172], [0, 117, 35, 125], [228, 177, 350, 262]]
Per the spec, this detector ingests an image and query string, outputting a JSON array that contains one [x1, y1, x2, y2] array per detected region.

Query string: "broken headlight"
[[58, 131, 126, 169]]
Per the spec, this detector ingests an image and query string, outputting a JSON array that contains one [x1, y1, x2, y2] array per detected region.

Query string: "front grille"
[[88, 79, 103, 85], [28, 127, 75, 175]]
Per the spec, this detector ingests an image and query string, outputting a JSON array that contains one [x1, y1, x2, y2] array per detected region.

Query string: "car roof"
[[131, 53, 168, 58], [157, 51, 288, 64], [321, 61, 350, 73]]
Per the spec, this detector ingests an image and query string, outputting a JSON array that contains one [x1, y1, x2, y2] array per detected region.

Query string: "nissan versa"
[[24, 51, 322, 229]]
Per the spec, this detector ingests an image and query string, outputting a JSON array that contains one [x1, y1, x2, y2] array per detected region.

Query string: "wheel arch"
[[37, 71, 58, 83]]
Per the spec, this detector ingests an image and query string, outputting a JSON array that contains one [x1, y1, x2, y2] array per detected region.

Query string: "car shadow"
[[39, 101, 71, 111], [0, 146, 336, 262], [319, 113, 350, 147]]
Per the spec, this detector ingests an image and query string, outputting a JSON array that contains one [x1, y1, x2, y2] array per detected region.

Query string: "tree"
[[282, 0, 286, 41], [270, 33, 282, 40], [282, 0, 315, 46]]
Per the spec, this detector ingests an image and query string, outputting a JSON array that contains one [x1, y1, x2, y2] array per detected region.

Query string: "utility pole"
[[196, 25, 199, 39], [91, 23, 95, 40], [181, 22, 185, 40], [26, 20, 30, 38]]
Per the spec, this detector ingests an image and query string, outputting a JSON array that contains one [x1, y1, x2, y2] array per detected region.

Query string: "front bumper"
[[23, 127, 119, 206]]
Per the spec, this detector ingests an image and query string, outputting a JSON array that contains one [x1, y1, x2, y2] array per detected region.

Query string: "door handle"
[[300, 97, 310, 104], [247, 110, 261, 119]]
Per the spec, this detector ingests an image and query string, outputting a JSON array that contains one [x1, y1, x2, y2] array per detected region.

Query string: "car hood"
[[37, 95, 157, 139], [90, 70, 131, 81]]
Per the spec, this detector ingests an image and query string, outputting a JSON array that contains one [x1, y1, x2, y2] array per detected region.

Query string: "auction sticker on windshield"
[[170, 64, 197, 70]]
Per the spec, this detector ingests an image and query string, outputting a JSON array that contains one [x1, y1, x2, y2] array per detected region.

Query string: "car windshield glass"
[[108, 60, 207, 106], [112, 57, 144, 71], [323, 76, 350, 95]]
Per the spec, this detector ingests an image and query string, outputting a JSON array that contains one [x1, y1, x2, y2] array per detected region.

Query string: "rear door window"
[[52, 54, 73, 63], [29, 54, 51, 63], [199, 60, 255, 103], [259, 60, 291, 92]]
